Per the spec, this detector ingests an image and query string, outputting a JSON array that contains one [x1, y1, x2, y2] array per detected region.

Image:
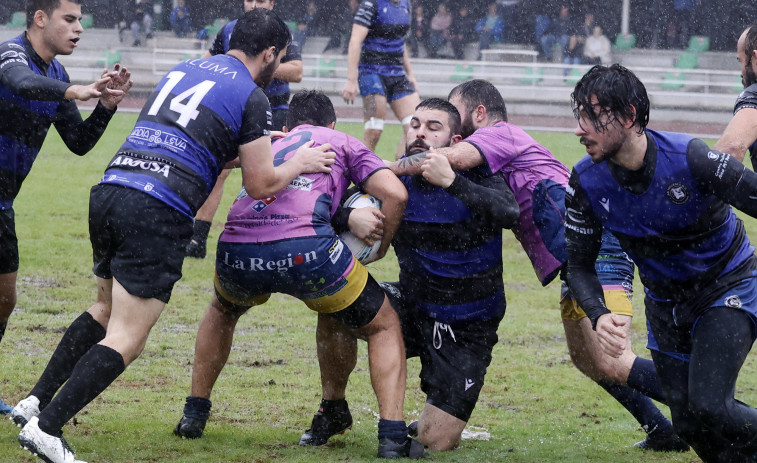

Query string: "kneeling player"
[[173, 90, 425, 458]]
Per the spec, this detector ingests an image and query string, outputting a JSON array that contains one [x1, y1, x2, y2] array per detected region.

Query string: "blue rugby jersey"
[[209, 19, 301, 110], [393, 167, 518, 324], [354, 0, 410, 76], [100, 54, 270, 218], [566, 129, 757, 325], [0, 33, 115, 210], [733, 83, 757, 168]]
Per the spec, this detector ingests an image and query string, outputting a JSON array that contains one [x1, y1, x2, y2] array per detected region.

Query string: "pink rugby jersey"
[[220, 125, 386, 243], [465, 121, 570, 284]]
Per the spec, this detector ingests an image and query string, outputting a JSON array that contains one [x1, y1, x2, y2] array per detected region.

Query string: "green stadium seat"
[[676, 51, 698, 69], [520, 66, 543, 85], [613, 33, 636, 50], [7, 11, 25, 28], [182, 52, 203, 61], [732, 75, 745, 93], [80, 13, 93, 29], [687, 35, 710, 53], [564, 67, 586, 85], [661, 70, 685, 90], [450, 63, 473, 82], [285, 20, 297, 33], [313, 56, 336, 77], [212, 18, 228, 29], [97, 49, 122, 68]]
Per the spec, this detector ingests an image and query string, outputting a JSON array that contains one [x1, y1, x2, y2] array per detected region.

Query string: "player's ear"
[[475, 104, 487, 123], [264, 46, 276, 63], [450, 134, 463, 145], [32, 10, 47, 28], [327, 121, 336, 130], [282, 125, 289, 133]]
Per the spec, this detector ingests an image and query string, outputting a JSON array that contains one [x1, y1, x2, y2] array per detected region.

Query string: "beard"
[[460, 115, 476, 139], [744, 65, 757, 88], [404, 137, 451, 157], [255, 59, 278, 89]]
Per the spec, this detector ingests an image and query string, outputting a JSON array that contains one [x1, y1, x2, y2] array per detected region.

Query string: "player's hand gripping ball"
[[340, 192, 383, 264]]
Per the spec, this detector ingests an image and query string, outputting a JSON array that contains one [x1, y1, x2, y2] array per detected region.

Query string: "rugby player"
[[186, 0, 303, 259], [172, 90, 425, 459], [342, 0, 420, 158], [0, 0, 131, 414], [566, 64, 757, 462], [302, 97, 520, 451], [387, 79, 685, 451], [12, 10, 334, 463], [714, 23, 757, 168]]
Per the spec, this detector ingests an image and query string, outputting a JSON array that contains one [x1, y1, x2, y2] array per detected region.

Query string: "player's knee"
[[364, 117, 385, 131], [0, 291, 16, 321], [419, 427, 461, 451], [688, 393, 729, 428]]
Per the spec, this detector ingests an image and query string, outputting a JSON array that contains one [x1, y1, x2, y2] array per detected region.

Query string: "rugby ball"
[[339, 192, 383, 264]]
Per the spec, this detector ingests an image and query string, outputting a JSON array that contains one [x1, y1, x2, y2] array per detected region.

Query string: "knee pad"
[[400, 115, 413, 126], [364, 117, 385, 131]]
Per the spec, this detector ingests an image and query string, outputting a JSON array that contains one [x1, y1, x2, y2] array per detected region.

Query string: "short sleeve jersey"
[[209, 19, 301, 109], [464, 121, 570, 284], [220, 125, 386, 243], [0, 35, 70, 209], [354, 0, 410, 76], [101, 55, 270, 218], [734, 83, 757, 165]]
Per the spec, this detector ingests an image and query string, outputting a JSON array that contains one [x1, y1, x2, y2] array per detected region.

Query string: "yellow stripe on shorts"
[[303, 257, 369, 314], [561, 288, 633, 321]]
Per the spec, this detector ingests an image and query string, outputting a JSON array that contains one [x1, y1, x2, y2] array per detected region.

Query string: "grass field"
[[0, 112, 747, 462]]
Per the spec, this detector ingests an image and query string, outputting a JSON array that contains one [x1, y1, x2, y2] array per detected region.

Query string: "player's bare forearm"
[[273, 60, 303, 83]]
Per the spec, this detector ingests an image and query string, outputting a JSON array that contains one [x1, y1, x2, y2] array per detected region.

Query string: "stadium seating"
[[675, 51, 698, 69], [661, 70, 685, 90], [312, 56, 336, 77], [80, 14, 93, 29], [613, 33, 636, 50], [565, 67, 586, 85], [450, 63, 474, 82], [519, 66, 543, 84], [96, 49, 121, 68], [6, 11, 25, 28], [687, 35, 710, 53], [285, 20, 297, 34]]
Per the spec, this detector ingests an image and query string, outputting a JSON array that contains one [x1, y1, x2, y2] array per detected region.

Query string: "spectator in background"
[[562, 12, 595, 72], [672, 0, 697, 48], [450, 6, 476, 60], [408, 4, 429, 58], [169, 0, 192, 38], [540, 4, 573, 61], [294, 1, 318, 49], [583, 25, 612, 65], [323, 0, 358, 54], [476, 2, 505, 60], [427, 3, 452, 59], [129, 0, 153, 46]]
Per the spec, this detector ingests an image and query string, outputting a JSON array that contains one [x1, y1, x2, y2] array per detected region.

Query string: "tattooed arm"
[[386, 142, 484, 176]]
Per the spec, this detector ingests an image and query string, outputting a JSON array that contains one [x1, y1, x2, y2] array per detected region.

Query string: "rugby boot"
[[10, 395, 40, 427], [407, 420, 418, 437], [18, 416, 85, 463], [299, 399, 353, 446], [173, 396, 211, 439], [377, 435, 428, 459], [0, 397, 12, 415], [634, 424, 690, 452]]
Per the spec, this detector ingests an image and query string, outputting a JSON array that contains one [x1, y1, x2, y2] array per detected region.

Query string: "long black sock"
[[37, 344, 124, 436], [191, 219, 212, 242], [597, 379, 672, 433], [29, 312, 106, 409], [626, 357, 666, 404]]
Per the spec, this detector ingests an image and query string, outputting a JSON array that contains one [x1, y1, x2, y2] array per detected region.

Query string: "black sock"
[[183, 396, 212, 421], [378, 419, 407, 444], [626, 357, 666, 404], [0, 320, 6, 343], [597, 379, 672, 434], [191, 219, 212, 242], [30, 312, 106, 409], [37, 344, 124, 436], [320, 398, 348, 414]]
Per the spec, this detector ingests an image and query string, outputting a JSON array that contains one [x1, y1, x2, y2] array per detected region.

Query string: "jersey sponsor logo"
[[251, 196, 276, 213], [287, 176, 314, 192], [109, 154, 172, 178], [186, 58, 239, 79], [666, 182, 690, 205], [0, 50, 27, 66], [565, 221, 596, 235], [221, 250, 316, 273], [725, 295, 742, 309], [464, 378, 475, 391], [328, 239, 344, 264], [599, 197, 610, 212], [708, 150, 730, 179], [128, 126, 188, 153]]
